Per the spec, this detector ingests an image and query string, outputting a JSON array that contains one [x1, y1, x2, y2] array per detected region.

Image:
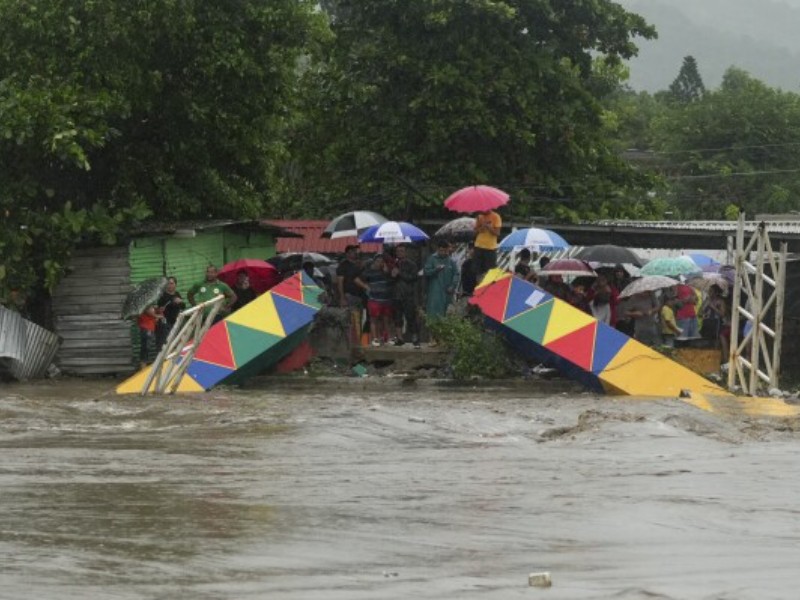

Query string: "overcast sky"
[[617, 0, 800, 92]]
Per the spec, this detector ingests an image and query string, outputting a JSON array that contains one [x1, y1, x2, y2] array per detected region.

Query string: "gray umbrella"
[[434, 217, 476, 242], [619, 275, 678, 299], [576, 244, 644, 267], [267, 252, 336, 271], [121, 277, 167, 319]]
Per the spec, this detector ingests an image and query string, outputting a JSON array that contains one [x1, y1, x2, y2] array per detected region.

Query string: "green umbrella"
[[640, 256, 699, 278]]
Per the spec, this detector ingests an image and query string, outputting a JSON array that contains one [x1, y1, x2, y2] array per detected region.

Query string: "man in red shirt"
[[674, 283, 699, 339]]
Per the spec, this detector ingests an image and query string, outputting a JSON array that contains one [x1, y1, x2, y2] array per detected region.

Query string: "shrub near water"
[[427, 315, 509, 380]]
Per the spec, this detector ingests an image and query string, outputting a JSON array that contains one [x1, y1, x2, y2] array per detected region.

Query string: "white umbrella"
[[322, 211, 388, 239]]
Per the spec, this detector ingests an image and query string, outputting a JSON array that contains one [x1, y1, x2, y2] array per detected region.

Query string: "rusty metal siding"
[[53, 246, 134, 376]]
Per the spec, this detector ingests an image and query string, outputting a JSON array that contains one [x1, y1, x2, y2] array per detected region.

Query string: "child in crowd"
[[660, 296, 683, 347]]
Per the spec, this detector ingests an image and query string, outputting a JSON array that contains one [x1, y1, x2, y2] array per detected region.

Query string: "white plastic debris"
[[528, 572, 552, 587]]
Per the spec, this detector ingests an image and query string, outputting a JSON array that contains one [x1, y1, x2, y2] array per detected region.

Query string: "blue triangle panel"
[[272, 293, 318, 335], [504, 279, 553, 322], [591, 323, 632, 375], [300, 271, 318, 287], [186, 359, 236, 390]]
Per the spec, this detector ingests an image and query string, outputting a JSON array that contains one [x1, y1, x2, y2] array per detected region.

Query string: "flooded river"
[[2, 378, 800, 599]]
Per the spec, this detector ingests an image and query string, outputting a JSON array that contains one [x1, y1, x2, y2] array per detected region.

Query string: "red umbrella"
[[218, 259, 281, 294], [444, 185, 509, 213], [540, 259, 596, 278]]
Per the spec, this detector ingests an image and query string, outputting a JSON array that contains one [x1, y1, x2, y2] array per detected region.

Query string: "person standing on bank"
[[390, 244, 421, 347], [156, 276, 184, 350], [230, 271, 257, 312], [187, 265, 237, 324], [473, 208, 502, 280], [424, 240, 458, 319]]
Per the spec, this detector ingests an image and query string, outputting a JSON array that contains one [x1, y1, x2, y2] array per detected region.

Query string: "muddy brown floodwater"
[[2, 378, 800, 599]]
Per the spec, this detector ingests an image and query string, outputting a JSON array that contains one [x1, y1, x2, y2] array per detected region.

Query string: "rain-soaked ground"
[[2, 378, 800, 600]]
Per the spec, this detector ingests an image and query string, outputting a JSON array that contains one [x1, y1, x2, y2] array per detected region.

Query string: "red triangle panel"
[[468, 276, 512, 323], [545, 322, 597, 371], [271, 273, 303, 303], [193, 322, 236, 369]]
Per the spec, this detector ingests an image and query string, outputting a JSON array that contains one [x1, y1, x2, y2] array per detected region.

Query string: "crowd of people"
[[134, 205, 732, 366], [508, 250, 734, 356]]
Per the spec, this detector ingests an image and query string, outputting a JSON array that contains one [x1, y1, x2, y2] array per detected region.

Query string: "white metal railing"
[[140, 295, 225, 396]]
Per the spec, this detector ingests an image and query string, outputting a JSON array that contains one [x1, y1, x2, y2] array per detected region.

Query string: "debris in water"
[[528, 571, 552, 587]]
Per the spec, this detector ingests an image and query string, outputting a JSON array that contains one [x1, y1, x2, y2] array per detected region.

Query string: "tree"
[[0, 0, 324, 305], [289, 0, 658, 221], [668, 55, 706, 103], [654, 67, 800, 218]]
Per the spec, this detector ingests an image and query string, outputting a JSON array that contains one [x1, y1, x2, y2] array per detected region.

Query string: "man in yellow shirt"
[[473, 209, 502, 278]]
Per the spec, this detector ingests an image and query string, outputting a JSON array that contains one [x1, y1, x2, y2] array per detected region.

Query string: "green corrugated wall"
[[126, 228, 275, 364], [165, 232, 225, 295], [223, 231, 275, 262]]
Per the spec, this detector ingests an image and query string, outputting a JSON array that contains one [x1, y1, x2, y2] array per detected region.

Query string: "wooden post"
[[772, 242, 788, 387]]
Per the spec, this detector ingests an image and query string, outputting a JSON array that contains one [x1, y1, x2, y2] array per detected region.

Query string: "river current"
[[2, 379, 800, 599]]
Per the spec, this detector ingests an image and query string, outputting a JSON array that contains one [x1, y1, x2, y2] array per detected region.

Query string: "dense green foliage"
[[0, 0, 324, 295], [427, 313, 509, 379], [5, 0, 800, 309], [613, 64, 800, 219], [290, 0, 658, 221]]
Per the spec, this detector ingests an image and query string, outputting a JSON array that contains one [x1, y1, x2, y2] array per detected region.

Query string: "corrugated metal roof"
[[264, 220, 382, 254], [591, 219, 800, 234], [131, 219, 302, 238]]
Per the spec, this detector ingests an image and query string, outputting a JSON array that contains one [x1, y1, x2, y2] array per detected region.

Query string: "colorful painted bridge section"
[[469, 270, 799, 417], [116, 272, 322, 395]]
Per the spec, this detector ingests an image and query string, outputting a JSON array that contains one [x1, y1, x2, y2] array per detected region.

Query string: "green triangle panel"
[[226, 321, 283, 368], [504, 300, 554, 345], [303, 286, 322, 309]]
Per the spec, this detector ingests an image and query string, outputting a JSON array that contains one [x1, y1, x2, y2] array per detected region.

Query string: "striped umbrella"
[[322, 211, 388, 239], [499, 228, 569, 252], [358, 221, 429, 243]]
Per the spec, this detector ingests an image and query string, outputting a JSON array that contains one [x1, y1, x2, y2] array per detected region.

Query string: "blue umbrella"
[[359, 221, 429, 243], [498, 228, 569, 252]]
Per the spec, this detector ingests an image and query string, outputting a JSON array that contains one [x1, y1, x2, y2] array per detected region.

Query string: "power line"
[[650, 141, 800, 156]]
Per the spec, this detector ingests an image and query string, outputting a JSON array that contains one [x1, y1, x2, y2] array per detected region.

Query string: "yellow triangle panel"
[[115, 362, 205, 395], [601, 340, 725, 398], [541, 301, 596, 345], [226, 292, 286, 338], [475, 268, 510, 290]]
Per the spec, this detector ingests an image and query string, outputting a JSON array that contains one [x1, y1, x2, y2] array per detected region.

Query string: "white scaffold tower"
[[727, 215, 788, 396]]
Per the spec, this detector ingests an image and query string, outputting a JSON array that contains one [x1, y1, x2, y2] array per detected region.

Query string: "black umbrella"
[[576, 245, 644, 267], [322, 211, 388, 239], [269, 252, 335, 272], [121, 277, 167, 319], [433, 217, 476, 242]]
